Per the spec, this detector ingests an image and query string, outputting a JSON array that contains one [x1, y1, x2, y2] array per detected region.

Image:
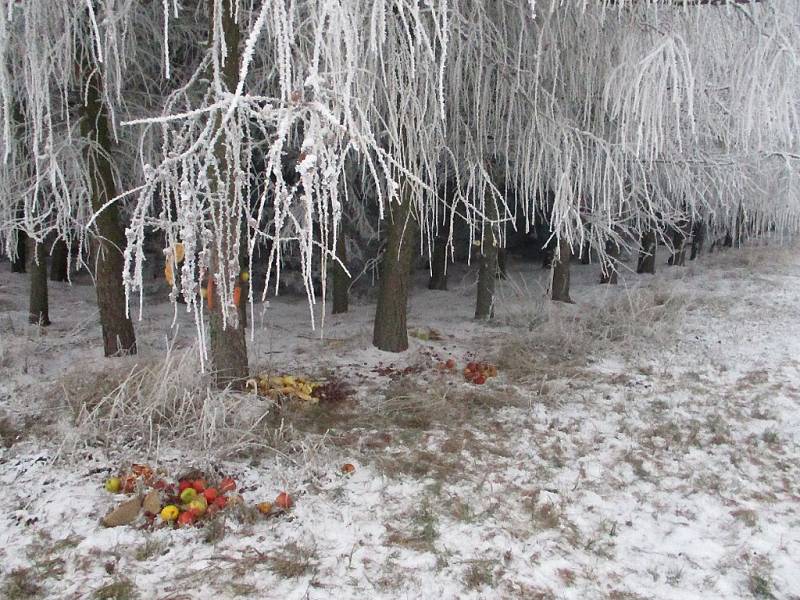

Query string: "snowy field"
[[0, 245, 799, 600]]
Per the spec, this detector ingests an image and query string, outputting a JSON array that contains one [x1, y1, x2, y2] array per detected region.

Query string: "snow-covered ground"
[[1, 244, 799, 599]]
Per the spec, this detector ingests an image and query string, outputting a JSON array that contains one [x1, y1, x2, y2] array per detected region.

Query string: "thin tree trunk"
[[669, 220, 690, 267], [600, 239, 619, 285], [11, 230, 27, 273], [475, 196, 499, 319], [497, 248, 507, 279], [428, 233, 448, 290], [636, 230, 656, 274], [80, 56, 137, 356], [332, 228, 350, 314], [551, 238, 572, 303], [50, 239, 69, 282], [207, 0, 248, 386], [690, 221, 705, 260], [580, 224, 591, 265], [373, 183, 417, 352], [27, 238, 50, 326]]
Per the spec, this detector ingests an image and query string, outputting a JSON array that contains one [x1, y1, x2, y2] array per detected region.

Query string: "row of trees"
[[1, 0, 798, 386]]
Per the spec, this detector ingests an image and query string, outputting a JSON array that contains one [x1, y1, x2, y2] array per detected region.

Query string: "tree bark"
[[475, 196, 499, 320], [668, 220, 691, 267], [207, 0, 248, 387], [50, 239, 69, 282], [332, 228, 350, 314], [690, 221, 705, 260], [11, 230, 27, 273], [373, 183, 417, 352], [636, 229, 656, 274], [551, 238, 572, 303], [80, 55, 137, 356], [497, 248, 507, 279], [428, 233, 449, 291], [27, 238, 50, 326], [600, 239, 620, 285]]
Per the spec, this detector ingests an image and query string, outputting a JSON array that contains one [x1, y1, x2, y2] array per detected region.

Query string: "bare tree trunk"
[[551, 238, 572, 303], [332, 228, 350, 314], [428, 233, 449, 290], [580, 224, 591, 265], [600, 239, 619, 285], [80, 56, 137, 356], [373, 183, 417, 352], [668, 220, 691, 267], [690, 221, 705, 260], [497, 248, 507, 279], [636, 229, 656, 274], [27, 238, 50, 326], [475, 196, 499, 319], [207, 0, 248, 387], [50, 239, 69, 282], [11, 230, 26, 273]]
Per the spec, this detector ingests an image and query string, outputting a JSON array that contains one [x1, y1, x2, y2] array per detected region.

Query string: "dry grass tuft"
[[63, 343, 281, 461]]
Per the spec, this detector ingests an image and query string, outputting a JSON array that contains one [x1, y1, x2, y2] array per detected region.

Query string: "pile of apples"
[[160, 476, 239, 527], [463, 361, 498, 385], [104, 466, 295, 528]]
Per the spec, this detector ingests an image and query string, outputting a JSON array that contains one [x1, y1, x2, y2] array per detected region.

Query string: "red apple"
[[177, 511, 196, 527], [203, 488, 218, 502], [212, 496, 228, 510], [445, 358, 456, 369], [275, 491, 293, 510], [178, 480, 192, 493], [191, 479, 206, 493], [474, 375, 486, 385], [219, 477, 237, 494]]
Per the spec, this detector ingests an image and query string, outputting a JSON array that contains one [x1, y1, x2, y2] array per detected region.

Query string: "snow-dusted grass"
[[1, 244, 799, 599]]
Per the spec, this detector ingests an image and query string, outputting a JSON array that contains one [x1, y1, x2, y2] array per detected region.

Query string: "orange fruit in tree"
[[275, 492, 293, 510]]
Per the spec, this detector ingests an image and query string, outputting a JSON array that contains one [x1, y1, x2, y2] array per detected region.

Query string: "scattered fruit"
[[188, 497, 208, 516], [176, 511, 196, 527], [219, 478, 237, 494], [203, 488, 218, 502], [275, 491, 293, 510], [245, 374, 319, 402], [160, 505, 179, 522], [191, 479, 206, 493], [341, 463, 356, 474], [180, 487, 198, 504], [463, 361, 498, 385], [105, 477, 121, 493], [178, 480, 192, 493], [256, 502, 273, 514], [445, 358, 456, 369], [212, 496, 229, 510]]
